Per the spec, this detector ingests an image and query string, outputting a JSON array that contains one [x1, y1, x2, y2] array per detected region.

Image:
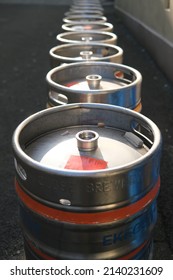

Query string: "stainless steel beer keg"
[[71, 2, 102, 8], [56, 31, 117, 45], [71, 1, 103, 8], [62, 22, 113, 32], [73, 0, 101, 3], [64, 10, 104, 17], [63, 15, 107, 24], [13, 103, 162, 259], [46, 61, 141, 111], [49, 43, 123, 68], [70, 6, 104, 13]]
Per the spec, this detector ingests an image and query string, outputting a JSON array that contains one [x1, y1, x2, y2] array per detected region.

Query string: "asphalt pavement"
[[0, 2, 173, 260]]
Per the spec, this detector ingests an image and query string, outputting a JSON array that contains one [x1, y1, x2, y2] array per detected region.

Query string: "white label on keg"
[[64, 155, 107, 170]]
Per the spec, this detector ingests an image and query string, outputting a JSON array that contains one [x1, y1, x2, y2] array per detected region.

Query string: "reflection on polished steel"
[[49, 43, 123, 68], [46, 61, 141, 109], [13, 103, 162, 259], [56, 31, 117, 45]]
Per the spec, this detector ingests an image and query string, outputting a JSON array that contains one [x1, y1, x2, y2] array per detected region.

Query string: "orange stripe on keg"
[[15, 178, 160, 225], [26, 238, 149, 260], [134, 102, 142, 113], [118, 240, 149, 260]]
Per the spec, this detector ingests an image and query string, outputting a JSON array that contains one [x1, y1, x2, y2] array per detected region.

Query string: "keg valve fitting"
[[76, 130, 99, 151], [80, 50, 93, 60], [86, 74, 102, 89]]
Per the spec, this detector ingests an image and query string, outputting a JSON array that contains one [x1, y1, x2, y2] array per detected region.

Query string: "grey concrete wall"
[[115, 0, 173, 43], [114, 0, 173, 83]]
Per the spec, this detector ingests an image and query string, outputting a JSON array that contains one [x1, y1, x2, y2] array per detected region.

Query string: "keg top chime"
[[49, 43, 123, 64], [62, 22, 113, 32], [13, 103, 161, 209], [46, 61, 141, 109]]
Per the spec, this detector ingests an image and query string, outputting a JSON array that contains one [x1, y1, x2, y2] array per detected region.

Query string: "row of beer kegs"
[[12, 0, 163, 260]]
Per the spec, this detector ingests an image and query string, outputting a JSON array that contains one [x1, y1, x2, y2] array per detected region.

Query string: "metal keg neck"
[[80, 50, 93, 60], [76, 130, 99, 152], [86, 74, 102, 89]]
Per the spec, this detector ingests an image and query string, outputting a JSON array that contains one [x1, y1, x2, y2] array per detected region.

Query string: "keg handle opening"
[[131, 121, 154, 148], [102, 47, 110, 57], [76, 130, 99, 152], [14, 159, 27, 181], [114, 70, 133, 85], [49, 91, 68, 106], [86, 74, 102, 89], [80, 50, 93, 60]]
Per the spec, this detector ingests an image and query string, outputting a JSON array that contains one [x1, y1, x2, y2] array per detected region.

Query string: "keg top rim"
[[63, 15, 107, 20], [63, 16, 107, 24], [49, 42, 123, 62], [61, 22, 113, 32], [46, 61, 141, 93], [65, 11, 103, 16], [62, 22, 113, 28], [57, 30, 116, 37], [12, 103, 162, 176]]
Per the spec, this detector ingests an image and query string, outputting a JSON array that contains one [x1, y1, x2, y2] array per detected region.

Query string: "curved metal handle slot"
[[14, 159, 27, 181], [101, 47, 110, 57], [49, 92, 68, 106], [114, 71, 131, 84], [131, 121, 154, 148], [114, 69, 138, 85]]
